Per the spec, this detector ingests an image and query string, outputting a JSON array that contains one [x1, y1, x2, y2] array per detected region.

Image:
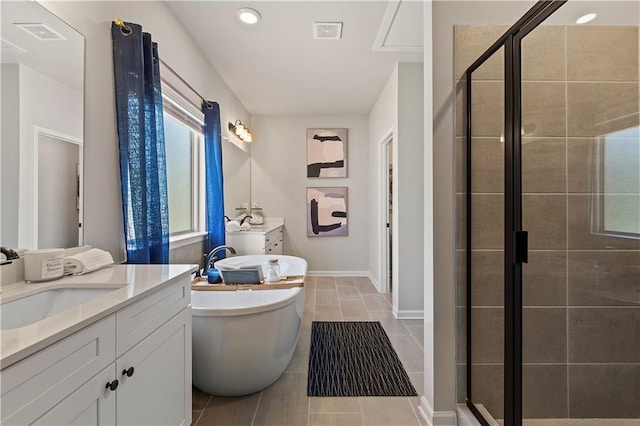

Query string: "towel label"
[[42, 256, 64, 278]]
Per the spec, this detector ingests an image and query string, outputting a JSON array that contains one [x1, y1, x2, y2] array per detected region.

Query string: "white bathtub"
[[191, 255, 307, 396]]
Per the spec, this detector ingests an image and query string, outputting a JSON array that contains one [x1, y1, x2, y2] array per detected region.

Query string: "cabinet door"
[[34, 364, 116, 425], [116, 308, 192, 426]]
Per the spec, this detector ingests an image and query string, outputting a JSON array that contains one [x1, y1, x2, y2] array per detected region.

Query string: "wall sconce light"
[[228, 120, 253, 143]]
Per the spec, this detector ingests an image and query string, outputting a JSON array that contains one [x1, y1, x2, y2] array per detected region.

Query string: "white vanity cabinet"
[[0, 275, 191, 426], [226, 225, 284, 255]]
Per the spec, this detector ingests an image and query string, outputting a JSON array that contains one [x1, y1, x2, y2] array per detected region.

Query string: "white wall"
[[41, 0, 252, 262], [396, 63, 424, 318], [1, 64, 21, 247], [368, 65, 397, 287], [250, 115, 369, 274], [368, 63, 424, 318]]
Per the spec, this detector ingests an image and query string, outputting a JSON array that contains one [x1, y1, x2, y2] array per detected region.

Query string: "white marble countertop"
[[226, 217, 284, 235], [0, 263, 197, 369]]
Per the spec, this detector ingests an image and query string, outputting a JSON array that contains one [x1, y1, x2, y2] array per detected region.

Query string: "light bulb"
[[244, 132, 252, 143], [235, 123, 245, 136], [576, 13, 597, 24], [237, 8, 261, 25]]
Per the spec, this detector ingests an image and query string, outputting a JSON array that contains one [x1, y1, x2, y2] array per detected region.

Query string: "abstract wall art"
[[307, 187, 348, 237], [307, 128, 348, 178]]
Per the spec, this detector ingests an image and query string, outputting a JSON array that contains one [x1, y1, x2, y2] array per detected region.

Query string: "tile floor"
[[192, 276, 426, 426]]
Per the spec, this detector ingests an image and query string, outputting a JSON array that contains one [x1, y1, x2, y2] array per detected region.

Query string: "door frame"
[[378, 127, 395, 294]]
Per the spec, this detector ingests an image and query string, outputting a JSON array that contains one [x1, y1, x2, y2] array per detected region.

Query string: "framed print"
[[307, 187, 348, 237], [307, 128, 348, 178]]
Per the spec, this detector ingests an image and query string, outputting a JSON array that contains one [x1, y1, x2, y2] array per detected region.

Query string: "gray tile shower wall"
[[454, 25, 640, 420]]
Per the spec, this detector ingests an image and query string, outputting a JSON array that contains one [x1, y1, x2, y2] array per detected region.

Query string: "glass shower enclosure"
[[460, 1, 639, 424]]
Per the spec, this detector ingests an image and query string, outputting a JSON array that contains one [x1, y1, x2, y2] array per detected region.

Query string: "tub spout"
[[203, 245, 237, 277]]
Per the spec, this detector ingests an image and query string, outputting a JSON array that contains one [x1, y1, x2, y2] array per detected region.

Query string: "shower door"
[[465, 0, 640, 424], [464, 42, 506, 424], [463, 2, 569, 423], [520, 4, 640, 422]]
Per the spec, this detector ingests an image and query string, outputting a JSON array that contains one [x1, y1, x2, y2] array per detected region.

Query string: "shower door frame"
[[464, 1, 567, 425]]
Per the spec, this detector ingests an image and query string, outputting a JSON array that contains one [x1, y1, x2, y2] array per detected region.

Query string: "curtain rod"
[[113, 18, 213, 109]]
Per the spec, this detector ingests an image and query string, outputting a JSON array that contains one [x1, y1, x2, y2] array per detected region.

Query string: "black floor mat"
[[307, 321, 417, 397]]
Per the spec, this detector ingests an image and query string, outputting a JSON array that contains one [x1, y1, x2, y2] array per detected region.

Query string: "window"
[[593, 126, 640, 239], [162, 83, 205, 242]]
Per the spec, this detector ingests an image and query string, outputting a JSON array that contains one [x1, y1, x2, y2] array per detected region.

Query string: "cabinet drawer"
[[265, 228, 283, 247], [265, 237, 283, 255], [116, 278, 189, 357], [1, 315, 116, 425]]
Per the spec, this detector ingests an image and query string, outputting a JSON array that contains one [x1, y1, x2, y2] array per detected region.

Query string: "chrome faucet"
[[202, 245, 237, 276]]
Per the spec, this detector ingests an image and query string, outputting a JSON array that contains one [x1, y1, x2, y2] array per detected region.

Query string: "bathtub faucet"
[[202, 245, 237, 277]]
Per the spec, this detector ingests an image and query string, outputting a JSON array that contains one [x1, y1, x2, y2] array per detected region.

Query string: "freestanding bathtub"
[[191, 255, 307, 396]]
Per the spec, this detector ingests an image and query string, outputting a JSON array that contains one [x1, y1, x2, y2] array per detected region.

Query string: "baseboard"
[[419, 397, 457, 426], [456, 404, 483, 426], [307, 271, 369, 277], [368, 272, 380, 291], [457, 403, 500, 425], [393, 308, 424, 319]]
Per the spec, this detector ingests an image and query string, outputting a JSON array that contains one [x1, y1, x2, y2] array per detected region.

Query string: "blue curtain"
[[111, 22, 169, 264], [202, 102, 226, 255]]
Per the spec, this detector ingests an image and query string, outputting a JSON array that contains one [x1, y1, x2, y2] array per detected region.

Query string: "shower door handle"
[[515, 231, 528, 264]]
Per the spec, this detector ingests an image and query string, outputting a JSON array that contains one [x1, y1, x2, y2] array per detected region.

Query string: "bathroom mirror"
[[1, 1, 84, 250], [222, 137, 251, 219]]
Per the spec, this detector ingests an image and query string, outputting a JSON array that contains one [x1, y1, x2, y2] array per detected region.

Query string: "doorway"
[[381, 135, 394, 294], [34, 128, 83, 248]]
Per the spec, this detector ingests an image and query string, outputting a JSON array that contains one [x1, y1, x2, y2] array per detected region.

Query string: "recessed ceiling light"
[[237, 8, 261, 25], [576, 13, 597, 24]]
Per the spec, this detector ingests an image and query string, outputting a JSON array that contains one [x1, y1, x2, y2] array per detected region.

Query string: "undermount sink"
[[0, 287, 119, 330]]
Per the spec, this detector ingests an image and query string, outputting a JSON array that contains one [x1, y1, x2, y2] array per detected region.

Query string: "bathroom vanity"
[[226, 218, 284, 255], [0, 264, 196, 425]]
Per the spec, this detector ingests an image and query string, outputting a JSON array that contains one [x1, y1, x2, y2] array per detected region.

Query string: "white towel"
[[64, 248, 114, 275], [226, 220, 241, 232]]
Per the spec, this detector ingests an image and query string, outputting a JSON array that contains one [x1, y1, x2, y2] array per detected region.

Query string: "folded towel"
[[64, 248, 114, 275], [226, 220, 241, 232], [240, 221, 251, 231], [63, 245, 93, 257]]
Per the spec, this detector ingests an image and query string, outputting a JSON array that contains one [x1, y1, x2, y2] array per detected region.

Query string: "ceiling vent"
[[313, 22, 343, 40], [14, 23, 66, 41]]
